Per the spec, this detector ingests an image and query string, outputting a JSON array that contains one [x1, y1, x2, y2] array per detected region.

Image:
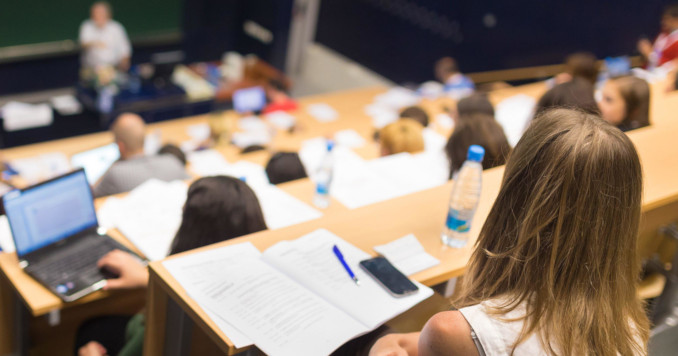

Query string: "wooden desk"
[[143, 118, 678, 355], [0, 86, 392, 356]]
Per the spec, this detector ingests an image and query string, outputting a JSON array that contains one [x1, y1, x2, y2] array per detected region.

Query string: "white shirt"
[[459, 300, 548, 355], [79, 19, 131, 69]]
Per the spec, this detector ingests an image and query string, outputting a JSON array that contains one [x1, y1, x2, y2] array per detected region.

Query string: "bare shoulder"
[[418, 310, 479, 356]]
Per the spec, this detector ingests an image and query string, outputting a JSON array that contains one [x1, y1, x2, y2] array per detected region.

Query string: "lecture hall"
[[1, 1, 678, 355]]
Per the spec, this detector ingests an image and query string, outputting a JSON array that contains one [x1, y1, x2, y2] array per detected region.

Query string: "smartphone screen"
[[360, 257, 418, 297]]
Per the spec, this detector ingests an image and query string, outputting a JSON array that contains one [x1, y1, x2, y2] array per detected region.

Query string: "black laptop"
[[3, 169, 141, 302]]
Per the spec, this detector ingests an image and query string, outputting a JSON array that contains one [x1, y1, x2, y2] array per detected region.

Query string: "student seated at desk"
[[638, 3, 678, 69], [534, 78, 599, 118], [93, 113, 189, 197], [446, 93, 496, 123], [265, 152, 308, 184], [445, 113, 510, 178], [598, 76, 651, 132], [400, 106, 430, 127], [369, 108, 649, 356], [77, 176, 267, 356], [157, 143, 187, 166], [553, 52, 600, 86], [379, 119, 425, 156], [434, 57, 475, 98]]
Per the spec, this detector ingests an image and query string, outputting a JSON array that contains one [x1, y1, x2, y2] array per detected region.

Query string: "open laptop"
[[2, 169, 140, 302], [70, 143, 120, 185], [233, 86, 266, 114]]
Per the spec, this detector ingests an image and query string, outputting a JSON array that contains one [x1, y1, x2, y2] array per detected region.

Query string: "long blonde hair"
[[454, 108, 649, 355]]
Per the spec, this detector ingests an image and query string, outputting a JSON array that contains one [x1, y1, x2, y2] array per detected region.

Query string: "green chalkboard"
[[0, 0, 182, 48]]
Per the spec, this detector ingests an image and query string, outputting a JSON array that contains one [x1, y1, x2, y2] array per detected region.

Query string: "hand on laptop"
[[97, 250, 149, 290], [78, 341, 107, 356]]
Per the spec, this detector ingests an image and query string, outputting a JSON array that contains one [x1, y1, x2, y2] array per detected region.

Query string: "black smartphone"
[[359, 257, 419, 297]]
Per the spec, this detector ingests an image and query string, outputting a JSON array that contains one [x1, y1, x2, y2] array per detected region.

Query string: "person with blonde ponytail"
[[369, 108, 649, 356]]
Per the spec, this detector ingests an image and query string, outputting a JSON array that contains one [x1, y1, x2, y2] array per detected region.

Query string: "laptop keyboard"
[[30, 236, 119, 287]]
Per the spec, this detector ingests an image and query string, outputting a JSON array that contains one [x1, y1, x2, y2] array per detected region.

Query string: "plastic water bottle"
[[441, 145, 485, 248], [313, 140, 335, 209]]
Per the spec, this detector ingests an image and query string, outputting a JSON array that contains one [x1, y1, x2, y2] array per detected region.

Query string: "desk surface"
[[3, 75, 678, 354], [145, 120, 678, 354]]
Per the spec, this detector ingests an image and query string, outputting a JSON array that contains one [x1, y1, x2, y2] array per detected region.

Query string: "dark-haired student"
[[157, 143, 186, 166], [445, 113, 510, 178], [76, 176, 267, 356], [554, 52, 600, 86], [599, 76, 651, 132], [638, 3, 678, 69], [454, 93, 495, 119], [369, 108, 649, 356], [534, 78, 599, 117], [265, 152, 308, 184], [400, 106, 430, 127], [435, 57, 475, 98]]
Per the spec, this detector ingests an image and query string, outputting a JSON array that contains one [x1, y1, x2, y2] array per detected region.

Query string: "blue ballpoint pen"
[[332, 244, 360, 285]]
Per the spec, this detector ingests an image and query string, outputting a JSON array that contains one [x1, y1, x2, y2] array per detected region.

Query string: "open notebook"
[[164, 229, 434, 356]]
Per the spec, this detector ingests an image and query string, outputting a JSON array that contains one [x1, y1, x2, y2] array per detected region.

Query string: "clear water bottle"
[[313, 140, 335, 209], [441, 145, 485, 248]]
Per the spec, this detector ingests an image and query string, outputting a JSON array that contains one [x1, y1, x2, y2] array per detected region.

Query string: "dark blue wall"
[[316, 0, 667, 83]]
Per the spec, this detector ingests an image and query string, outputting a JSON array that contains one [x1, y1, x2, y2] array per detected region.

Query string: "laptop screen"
[[233, 86, 266, 113], [3, 170, 98, 257], [70, 143, 120, 185]]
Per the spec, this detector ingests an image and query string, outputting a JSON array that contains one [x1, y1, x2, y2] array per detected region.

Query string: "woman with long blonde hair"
[[369, 108, 649, 356]]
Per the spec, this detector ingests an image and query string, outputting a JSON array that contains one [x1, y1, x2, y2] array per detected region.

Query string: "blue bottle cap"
[[326, 140, 335, 152], [467, 145, 485, 162]]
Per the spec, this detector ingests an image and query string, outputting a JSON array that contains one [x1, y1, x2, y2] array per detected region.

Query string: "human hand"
[[78, 341, 107, 356], [97, 250, 148, 290], [369, 335, 409, 356], [638, 39, 653, 57]]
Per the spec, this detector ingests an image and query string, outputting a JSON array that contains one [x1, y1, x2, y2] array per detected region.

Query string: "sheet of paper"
[[334, 129, 366, 148], [111, 179, 188, 260], [434, 113, 455, 130], [164, 243, 261, 348], [231, 131, 271, 148], [50, 95, 82, 115], [0, 215, 16, 253], [262, 229, 434, 330], [422, 128, 447, 152], [373, 234, 440, 276], [187, 149, 232, 177], [365, 103, 398, 129], [307, 103, 338, 122], [165, 242, 367, 356], [10, 153, 71, 184], [238, 116, 268, 132], [251, 185, 322, 230], [186, 123, 211, 141], [372, 87, 421, 110], [1, 101, 53, 131], [265, 111, 296, 130], [299, 137, 366, 182], [495, 94, 536, 147], [227, 161, 270, 188]]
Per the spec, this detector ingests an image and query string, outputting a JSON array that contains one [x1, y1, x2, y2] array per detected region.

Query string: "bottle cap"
[[467, 145, 485, 162], [326, 140, 335, 152]]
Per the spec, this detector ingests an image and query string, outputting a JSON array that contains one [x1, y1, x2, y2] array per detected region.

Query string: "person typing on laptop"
[[76, 176, 268, 356], [93, 113, 189, 198]]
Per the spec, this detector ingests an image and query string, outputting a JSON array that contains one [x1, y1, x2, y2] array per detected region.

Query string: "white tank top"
[[458, 300, 548, 355]]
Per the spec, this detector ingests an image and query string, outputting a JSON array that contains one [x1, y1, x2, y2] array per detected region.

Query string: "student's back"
[[370, 108, 649, 356], [93, 154, 189, 197]]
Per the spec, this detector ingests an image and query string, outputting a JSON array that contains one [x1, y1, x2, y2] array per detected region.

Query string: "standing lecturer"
[[79, 1, 131, 73]]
